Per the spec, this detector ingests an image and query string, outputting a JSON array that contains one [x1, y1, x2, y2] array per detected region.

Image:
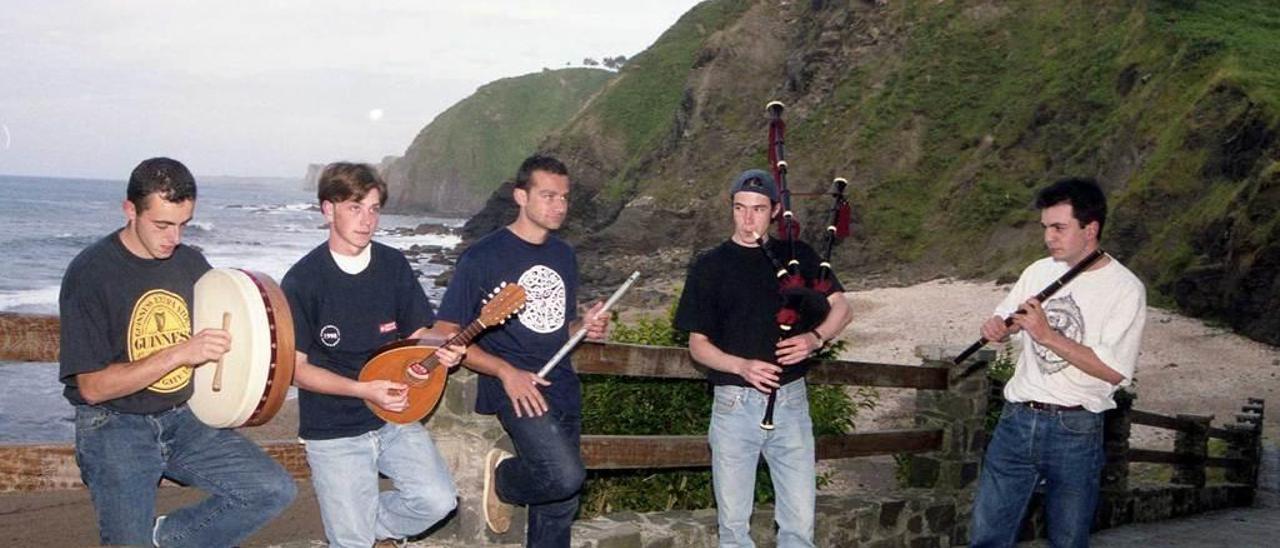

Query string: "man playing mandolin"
[[435, 154, 608, 547], [58, 157, 296, 547], [282, 162, 465, 548], [969, 177, 1146, 548]]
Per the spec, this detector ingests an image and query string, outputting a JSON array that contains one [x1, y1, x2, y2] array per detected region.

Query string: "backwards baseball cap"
[[730, 169, 778, 203]]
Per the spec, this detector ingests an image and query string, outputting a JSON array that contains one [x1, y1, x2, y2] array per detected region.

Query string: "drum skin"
[[189, 269, 295, 428]]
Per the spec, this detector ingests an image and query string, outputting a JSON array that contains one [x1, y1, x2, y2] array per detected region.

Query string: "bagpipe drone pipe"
[[754, 100, 852, 430]]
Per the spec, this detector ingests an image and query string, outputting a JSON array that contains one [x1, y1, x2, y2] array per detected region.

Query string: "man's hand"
[[775, 332, 823, 365], [583, 300, 609, 340], [434, 343, 466, 369], [1009, 298, 1053, 343], [500, 368, 551, 418], [179, 328, 232, 368], [981, 314, 1018, 343], [736, 359, 781, 393], [361, 379, 409, 412]]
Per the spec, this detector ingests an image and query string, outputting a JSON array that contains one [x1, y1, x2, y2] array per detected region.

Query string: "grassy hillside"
[[386, 68, 612, 215], [460, 0, 1280, 345]]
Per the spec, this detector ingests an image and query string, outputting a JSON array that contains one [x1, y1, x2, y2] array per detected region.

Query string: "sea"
[[0, 175, 462, 443]]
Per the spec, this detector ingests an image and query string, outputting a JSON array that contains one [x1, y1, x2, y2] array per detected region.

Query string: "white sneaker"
[[483, 448, 515, 534]]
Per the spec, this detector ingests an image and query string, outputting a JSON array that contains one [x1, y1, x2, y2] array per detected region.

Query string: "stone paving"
[[1021, 493, 1279, 548]]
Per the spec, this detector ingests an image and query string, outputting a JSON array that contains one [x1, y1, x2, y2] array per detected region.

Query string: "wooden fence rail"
[[1106, 397, 1265, 489], [1, 314, 964, 494]]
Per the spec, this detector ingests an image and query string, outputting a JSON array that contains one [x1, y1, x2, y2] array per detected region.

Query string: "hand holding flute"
[[953, 248, 1105, 365]]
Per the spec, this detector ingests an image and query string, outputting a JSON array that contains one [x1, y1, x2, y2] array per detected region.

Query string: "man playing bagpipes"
[[674, 169, 852, 547], [968, 178, 1146, 548]]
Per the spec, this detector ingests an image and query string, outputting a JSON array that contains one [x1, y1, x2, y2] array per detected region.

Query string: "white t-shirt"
[[996, 255, 1146, 412]]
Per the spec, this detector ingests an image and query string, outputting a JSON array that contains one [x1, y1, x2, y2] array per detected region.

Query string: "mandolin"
[[358, 282, 525, 424]]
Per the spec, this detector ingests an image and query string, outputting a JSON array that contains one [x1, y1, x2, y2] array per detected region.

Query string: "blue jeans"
[[709, 379, 816, 548], [73, 404, 296, 547], [970, 402, 1105, 548], [304, 422, 457, 548], [494, 400, 585, 548]]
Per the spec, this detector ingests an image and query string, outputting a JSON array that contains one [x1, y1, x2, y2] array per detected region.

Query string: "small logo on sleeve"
[[379, 321, 397, 334], [319, 325, 341, 347]]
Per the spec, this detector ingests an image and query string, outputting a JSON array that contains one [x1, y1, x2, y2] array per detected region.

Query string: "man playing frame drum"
[[58, 157, 295, 547], [968, 178, 1146, 547], [282, 162, 465, 548]]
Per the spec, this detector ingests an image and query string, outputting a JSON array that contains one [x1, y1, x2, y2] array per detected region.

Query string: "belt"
[[1020, 400, 1084, 413]]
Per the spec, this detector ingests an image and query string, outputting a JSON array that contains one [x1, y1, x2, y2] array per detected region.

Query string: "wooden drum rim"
[[236, 269, 295, 427]]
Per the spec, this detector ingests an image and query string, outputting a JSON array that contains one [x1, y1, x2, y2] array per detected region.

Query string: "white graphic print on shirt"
[[1031, 294, 1084, 375], [517, 265, 566, 334]]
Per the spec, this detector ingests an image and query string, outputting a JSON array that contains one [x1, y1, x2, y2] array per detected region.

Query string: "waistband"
[[1018, 400, 1085, 413]]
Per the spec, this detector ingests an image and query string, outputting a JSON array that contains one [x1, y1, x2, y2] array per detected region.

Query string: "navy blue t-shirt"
[[282, 241, 436, 440], [437, 228, 580, 415]]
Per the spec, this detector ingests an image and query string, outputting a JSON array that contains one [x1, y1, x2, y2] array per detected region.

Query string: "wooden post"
[[1225, 398, 1264, 486], [1101, 390, 1133, 490], [1171, 414, 1212, 487]]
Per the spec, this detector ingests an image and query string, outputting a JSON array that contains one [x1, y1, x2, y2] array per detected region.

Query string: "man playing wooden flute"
[[970, 177, 1146, 548], [435, 154, 608, 547]]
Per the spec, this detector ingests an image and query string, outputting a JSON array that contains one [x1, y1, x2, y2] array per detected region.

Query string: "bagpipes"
[[753, 100, 852, 430]]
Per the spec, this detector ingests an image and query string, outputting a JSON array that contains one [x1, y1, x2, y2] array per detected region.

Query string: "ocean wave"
[[0, 285, 60, 314], [187, 221, 215, 233], [377, 233, 462, 249], [224, 202, 318, 214]]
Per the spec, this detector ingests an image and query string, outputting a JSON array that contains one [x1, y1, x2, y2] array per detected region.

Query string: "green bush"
[[578, 296, 874, 518]]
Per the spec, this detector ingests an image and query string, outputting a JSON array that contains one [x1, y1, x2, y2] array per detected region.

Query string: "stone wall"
[[569, 491, 970, 548]]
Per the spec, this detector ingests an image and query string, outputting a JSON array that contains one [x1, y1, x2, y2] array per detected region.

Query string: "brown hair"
[[317, 162, 388, 206]]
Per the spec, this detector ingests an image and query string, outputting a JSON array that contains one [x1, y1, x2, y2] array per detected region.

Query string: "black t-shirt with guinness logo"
[[59, 229, 211, 413]]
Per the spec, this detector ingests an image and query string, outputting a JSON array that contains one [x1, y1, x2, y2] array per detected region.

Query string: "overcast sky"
[[0, 0, 703, 179]]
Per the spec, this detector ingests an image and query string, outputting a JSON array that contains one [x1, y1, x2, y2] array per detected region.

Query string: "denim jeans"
[[494, 400, 585, 548], [709, 379, 815, 548], [73, 404, 296, 547], [970, 402, 1105, 548], [304, 421, 457, 548]]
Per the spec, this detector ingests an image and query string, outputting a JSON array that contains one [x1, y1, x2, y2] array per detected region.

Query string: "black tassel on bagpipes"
[[755, 100, 852, 430]]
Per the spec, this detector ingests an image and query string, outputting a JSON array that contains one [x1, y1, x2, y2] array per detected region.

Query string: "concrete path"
[[1020, 494, 1279, 548]]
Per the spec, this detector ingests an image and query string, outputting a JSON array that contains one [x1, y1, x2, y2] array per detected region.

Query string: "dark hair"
[[514, 154, 569, 190], [127, 157, 197, 210], [1035, 177, 1107, 237], [317, 162, 388, 207]]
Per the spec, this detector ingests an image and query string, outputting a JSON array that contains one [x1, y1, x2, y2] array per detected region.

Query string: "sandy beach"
[[834, 278, 1280, 448]]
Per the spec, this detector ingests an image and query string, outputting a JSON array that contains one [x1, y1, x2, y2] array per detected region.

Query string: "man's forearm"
[[459, 345, 520, 379], [1039, 332, 1125, 385], [688, 334, 747, 376], [812, 292, 853, 344], [76, 346, 188, 405], [292, 352, 366, 398]]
